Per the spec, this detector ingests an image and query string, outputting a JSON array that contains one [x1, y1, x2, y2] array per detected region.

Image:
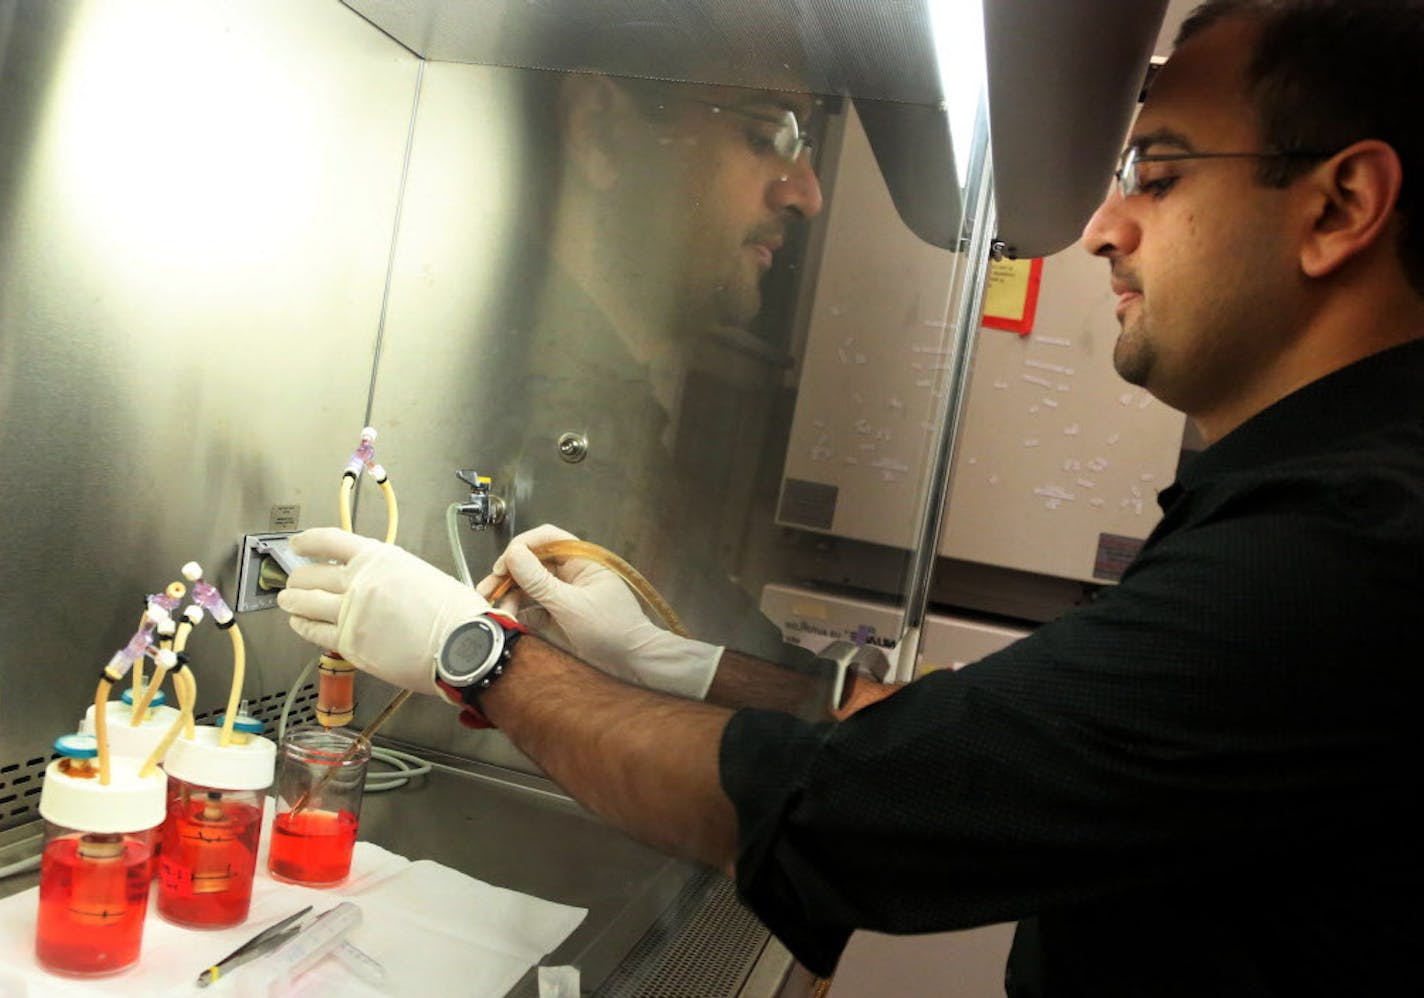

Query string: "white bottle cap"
[[39, 755, 166, 833], [79, 701, 183, 759], [163, 725, 276, 791]]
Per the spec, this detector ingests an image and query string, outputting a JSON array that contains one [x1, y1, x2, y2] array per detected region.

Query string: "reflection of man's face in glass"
[[612, 82, 826, 330]]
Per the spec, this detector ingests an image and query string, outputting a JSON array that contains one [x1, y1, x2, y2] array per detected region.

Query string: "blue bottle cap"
[[54, 733, 99, 759], [216, 714, 264, 735], [120, 688, 167, 707]]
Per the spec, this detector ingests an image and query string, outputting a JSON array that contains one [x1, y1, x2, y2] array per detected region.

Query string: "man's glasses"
[[687, 100, 813, 164], [1114, 144, 1334, 198]]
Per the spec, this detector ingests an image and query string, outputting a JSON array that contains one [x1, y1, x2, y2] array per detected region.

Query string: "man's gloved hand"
[[277, 527, 490, 702], [475, 524, 723, 700]]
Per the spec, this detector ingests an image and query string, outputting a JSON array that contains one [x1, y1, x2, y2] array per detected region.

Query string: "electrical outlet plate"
[[235, 532, 306, 612]]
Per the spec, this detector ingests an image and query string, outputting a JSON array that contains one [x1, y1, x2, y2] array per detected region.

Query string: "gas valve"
[[455, 469, 506, 531]]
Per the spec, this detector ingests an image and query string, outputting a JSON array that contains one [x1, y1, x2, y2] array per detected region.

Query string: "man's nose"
[[1081, 186, 1138, 259], [771, 155, 824, 219]]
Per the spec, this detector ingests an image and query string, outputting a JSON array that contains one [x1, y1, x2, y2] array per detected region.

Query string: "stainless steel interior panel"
[[357, 58, 842, 757], [0, 0, 419, 815]]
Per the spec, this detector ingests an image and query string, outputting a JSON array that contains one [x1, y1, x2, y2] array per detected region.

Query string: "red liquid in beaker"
[[268, 808, 358, 886], [157, 795, 263, 928], [35, 834, 152, 976]]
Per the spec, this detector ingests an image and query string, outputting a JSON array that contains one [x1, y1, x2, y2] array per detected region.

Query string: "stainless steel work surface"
[[0, 740, 783, 996], [357, 741, 778, 996]]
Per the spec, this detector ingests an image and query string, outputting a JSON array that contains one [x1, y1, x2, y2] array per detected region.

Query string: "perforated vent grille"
[[0, 684, 316, 835], [0, 755, 52, 831], [596, 873, 769, 997]]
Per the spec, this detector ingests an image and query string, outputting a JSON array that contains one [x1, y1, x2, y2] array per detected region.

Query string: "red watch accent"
[[437, 677, 496, 729], [487, 611, 527, 634]]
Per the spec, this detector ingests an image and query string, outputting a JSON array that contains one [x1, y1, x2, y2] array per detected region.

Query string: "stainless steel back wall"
[[0, 0, 420, 825], [355, 59, 838, 763]]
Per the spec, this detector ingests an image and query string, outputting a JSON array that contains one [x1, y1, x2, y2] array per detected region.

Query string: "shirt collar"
[[1172, 337, 1424, 497]]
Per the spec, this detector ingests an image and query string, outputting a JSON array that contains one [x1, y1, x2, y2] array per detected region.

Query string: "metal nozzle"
[[257, 558, 289, 592]]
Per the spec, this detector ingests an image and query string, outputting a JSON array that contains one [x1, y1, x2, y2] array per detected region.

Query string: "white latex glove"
[[475, 524, 723, 700], [277, 527, 490, 702]]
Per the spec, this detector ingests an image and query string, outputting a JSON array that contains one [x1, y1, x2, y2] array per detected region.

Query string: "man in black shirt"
[[280, 0, 1424, 992]]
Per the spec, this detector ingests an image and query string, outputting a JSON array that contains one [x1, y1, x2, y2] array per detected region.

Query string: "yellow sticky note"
[[982, 257, 1044, 335]]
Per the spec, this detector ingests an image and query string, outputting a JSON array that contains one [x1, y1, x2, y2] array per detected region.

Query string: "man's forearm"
[[479, 635, 739, 871], [706, 647, 835, 718], [707, 647, 901, 720]]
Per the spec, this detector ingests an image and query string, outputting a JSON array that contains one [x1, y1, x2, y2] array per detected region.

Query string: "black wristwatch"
[[436, 611, 526, 704]]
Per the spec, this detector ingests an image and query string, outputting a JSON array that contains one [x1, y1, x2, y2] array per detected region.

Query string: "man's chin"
[[710, 284, 762, 330], [1111, 332, 1153, 388]]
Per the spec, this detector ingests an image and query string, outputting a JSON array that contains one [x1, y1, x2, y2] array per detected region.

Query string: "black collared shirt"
[[721, 339, 1424, 995]]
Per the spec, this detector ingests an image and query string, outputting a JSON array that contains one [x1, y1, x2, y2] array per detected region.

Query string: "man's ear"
[[1299, 139, 1403, 280], [558, 75, 631, 192]]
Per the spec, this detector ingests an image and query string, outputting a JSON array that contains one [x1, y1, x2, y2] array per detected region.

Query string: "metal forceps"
[[196, 904, 314, 987]]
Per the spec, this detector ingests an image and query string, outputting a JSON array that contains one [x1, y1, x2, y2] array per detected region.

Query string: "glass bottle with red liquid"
[[80, 688, 182, 883], [35, 734, 166, 977], [268, 724, 370, 887], [157, 716, 275, 927]]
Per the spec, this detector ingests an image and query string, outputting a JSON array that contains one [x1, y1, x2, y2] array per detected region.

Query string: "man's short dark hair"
[[1178, 0, 1424, 296]]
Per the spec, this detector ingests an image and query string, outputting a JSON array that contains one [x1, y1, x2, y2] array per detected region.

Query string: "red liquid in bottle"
[[35, 834, 153, 976], [268, 808, 358, 886], [157, 794, 263, 928]]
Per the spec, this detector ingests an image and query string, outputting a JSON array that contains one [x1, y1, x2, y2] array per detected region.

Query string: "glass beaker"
[[35, 736, 166, 977], [156, 723, 275, 928], [267, 725, 369, 887]]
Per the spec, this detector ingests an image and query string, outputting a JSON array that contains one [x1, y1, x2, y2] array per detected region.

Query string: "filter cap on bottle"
[[120, 687, 168, 707], [215, 713, 264, 735], [53, 733, 98, 759]]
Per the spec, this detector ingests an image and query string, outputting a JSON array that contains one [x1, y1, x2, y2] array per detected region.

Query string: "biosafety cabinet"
[[0, 1, 1175, 994]]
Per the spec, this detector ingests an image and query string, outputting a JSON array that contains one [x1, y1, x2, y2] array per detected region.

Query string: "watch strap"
[[439, 612, 527, 729], [437, 676, 495, 729]]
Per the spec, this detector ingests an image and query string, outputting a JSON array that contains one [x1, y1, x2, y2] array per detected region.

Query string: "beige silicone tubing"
[[488, 540, 691, 639]]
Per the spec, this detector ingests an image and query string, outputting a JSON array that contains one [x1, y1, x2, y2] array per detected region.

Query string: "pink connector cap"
[[148, 590, 182, 615], [104, 649, 137, 680], [190, 579, 234, 625], [345, 426, 384, 479], [122, 624, 156, 662]]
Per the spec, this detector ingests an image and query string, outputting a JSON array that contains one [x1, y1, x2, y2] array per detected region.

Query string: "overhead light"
[[927, 0, 987, 187]]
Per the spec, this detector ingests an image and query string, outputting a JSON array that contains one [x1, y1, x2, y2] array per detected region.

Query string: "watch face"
[[439, 618, 501, 686]]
